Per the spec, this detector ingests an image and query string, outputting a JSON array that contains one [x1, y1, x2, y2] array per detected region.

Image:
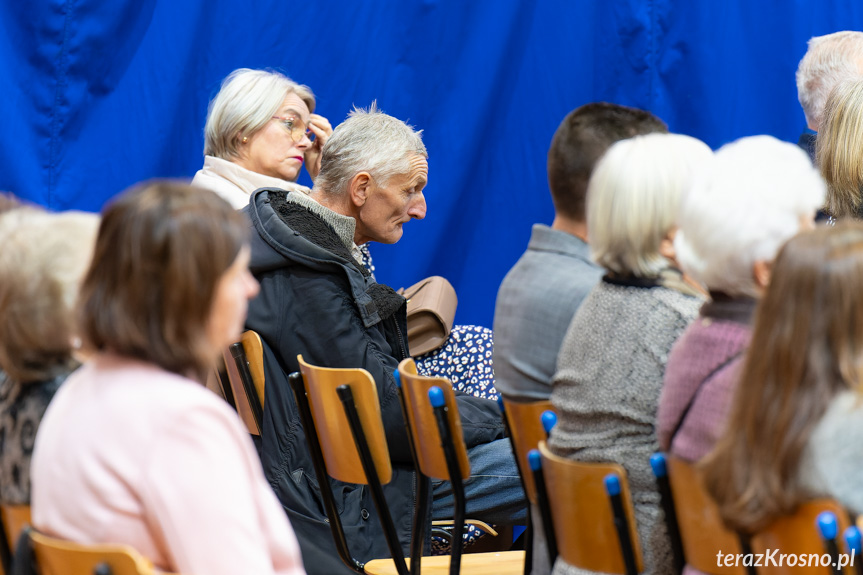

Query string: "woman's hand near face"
[[304, 113, 333, 180]]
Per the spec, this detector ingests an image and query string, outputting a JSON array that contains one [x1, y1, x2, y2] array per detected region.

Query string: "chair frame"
[[535, 440, 644, 575], [395, 359, 473, 575], [498, 398, 556, 575], [653, 452, 855, 575], [26, 528, 160, 575], [288, 363, 409, 575], [221, 331, 266, 436]]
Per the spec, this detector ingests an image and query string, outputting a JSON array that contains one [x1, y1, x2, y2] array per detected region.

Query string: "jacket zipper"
[[392, 316, 409, 360]]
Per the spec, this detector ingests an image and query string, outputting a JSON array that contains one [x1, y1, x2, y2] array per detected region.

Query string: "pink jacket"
[[31, 354, 305, 575]]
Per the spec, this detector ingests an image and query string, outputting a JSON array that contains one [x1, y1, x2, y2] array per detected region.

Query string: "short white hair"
[[203, 68, 315, 160], [587, 133, 711, 277], [314, 102, 427, 197], [676, 136, 825, 298], [796, 31, 863, 131]]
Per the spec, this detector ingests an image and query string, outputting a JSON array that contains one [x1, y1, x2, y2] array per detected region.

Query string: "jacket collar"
[[247, 188, 404, 328], [527, 224, 599, 267], [701, 292, 757, 325]]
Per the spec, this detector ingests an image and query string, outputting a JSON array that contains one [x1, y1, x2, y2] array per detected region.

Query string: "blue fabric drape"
[[2, 1, 862, 326]]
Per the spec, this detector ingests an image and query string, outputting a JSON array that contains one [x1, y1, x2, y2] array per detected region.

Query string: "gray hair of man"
[[796, 31, 863, 131], [675, 136, 825, 298], [587, 133, 711, 277], [203, 68, 316, 160], [313, 102, 427, 198]]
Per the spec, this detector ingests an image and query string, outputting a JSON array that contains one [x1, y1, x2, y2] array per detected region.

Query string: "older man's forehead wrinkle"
[[407, 155, 428, 186]]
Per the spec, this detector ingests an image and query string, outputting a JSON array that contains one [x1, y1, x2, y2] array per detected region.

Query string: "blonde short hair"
[[796, 31, 863, 131], [587, 133, 711, 277], [817, 78, 863, 218], [203, 68, 316, 160], [0, 208, 99, 382]]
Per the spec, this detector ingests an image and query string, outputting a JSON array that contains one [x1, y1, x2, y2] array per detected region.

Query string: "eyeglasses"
[[271, 116, 314, 142]]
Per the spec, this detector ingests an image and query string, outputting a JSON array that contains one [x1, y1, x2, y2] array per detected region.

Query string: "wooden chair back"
[[751, 499, 854, 574], [500, 398, 555, 504], [538, 441, 644, 574], [396, 358, 470, 481], [297, 355, 393, 485], [665, 454, 746, 574], [1, 504, 30, 550], [221, 330, 266, 436], [30, 529, 161, 575]]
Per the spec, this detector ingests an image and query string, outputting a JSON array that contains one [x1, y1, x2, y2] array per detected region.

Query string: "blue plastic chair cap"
[[604, 474, 621, 496], [650, 453, 667, 477], [428, 386, 445, 408]]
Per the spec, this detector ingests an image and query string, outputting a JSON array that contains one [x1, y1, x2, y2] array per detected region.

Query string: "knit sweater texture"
[[549, 277, 701, 575]]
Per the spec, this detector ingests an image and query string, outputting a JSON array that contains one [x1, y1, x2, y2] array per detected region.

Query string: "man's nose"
[[408, 194, 426, 220]]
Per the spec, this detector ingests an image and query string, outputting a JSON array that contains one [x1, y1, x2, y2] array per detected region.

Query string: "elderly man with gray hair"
[[796, 31, 863, 161], [244, 105, 525, 574]]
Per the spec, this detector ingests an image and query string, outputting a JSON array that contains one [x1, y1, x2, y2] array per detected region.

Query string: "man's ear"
[[348, 172, 373, 207]]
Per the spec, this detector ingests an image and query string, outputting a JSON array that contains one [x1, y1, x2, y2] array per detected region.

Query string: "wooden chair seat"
[[365, 550, 525, 575]]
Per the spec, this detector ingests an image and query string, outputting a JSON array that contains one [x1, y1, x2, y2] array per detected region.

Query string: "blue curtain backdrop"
[[2, 1, 862, 327]]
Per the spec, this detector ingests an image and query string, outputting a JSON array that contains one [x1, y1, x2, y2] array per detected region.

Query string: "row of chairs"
[[26, 327, 846, 575], [500, 398, 863, 575], [219, 331, 525, 574]]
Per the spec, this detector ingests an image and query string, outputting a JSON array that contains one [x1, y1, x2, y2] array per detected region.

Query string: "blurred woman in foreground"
[[31, 182, 306, 575]]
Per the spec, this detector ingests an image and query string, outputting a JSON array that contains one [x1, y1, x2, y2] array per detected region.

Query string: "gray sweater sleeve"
[[799, 391, 863, 516]]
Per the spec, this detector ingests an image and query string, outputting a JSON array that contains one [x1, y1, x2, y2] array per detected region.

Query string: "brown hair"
[[77, 181, 248, 382], [0, 208, 99, 382], [547, 102, 667, 222], [702, 222, 863, 534]]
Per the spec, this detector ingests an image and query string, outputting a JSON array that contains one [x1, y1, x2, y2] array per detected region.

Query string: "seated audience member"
[[659, 136, 825, 462], [196, 67, 496, 397], [657, 137, 825, 575], [192, 68, 329, 206], [816, 78, 863, 220], [704, 223, 863, 534], [0, 207, 99, 505], [245, 105, 525, 573], [31, 182, 305, 575], [493, 102, 666, 402], [548, 133, 710, 575], [796, 31, 863, 162], [493, 103, 666, 575]]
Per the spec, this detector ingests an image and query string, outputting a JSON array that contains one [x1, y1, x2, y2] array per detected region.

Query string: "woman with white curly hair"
[[657, 135, 825, 575]]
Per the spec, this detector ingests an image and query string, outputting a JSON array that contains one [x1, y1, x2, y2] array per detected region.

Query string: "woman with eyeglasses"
[[191, 68, 332, 208]]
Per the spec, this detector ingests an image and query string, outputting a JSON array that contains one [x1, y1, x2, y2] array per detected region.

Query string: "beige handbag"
[[399, 276, 458, 356]]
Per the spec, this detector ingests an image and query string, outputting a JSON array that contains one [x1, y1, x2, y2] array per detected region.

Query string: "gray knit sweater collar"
[[286, 190, 356, 252]]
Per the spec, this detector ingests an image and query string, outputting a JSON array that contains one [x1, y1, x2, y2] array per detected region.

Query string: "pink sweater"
[[31, 354, 305, 575], [657, 297, 754, 462]]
